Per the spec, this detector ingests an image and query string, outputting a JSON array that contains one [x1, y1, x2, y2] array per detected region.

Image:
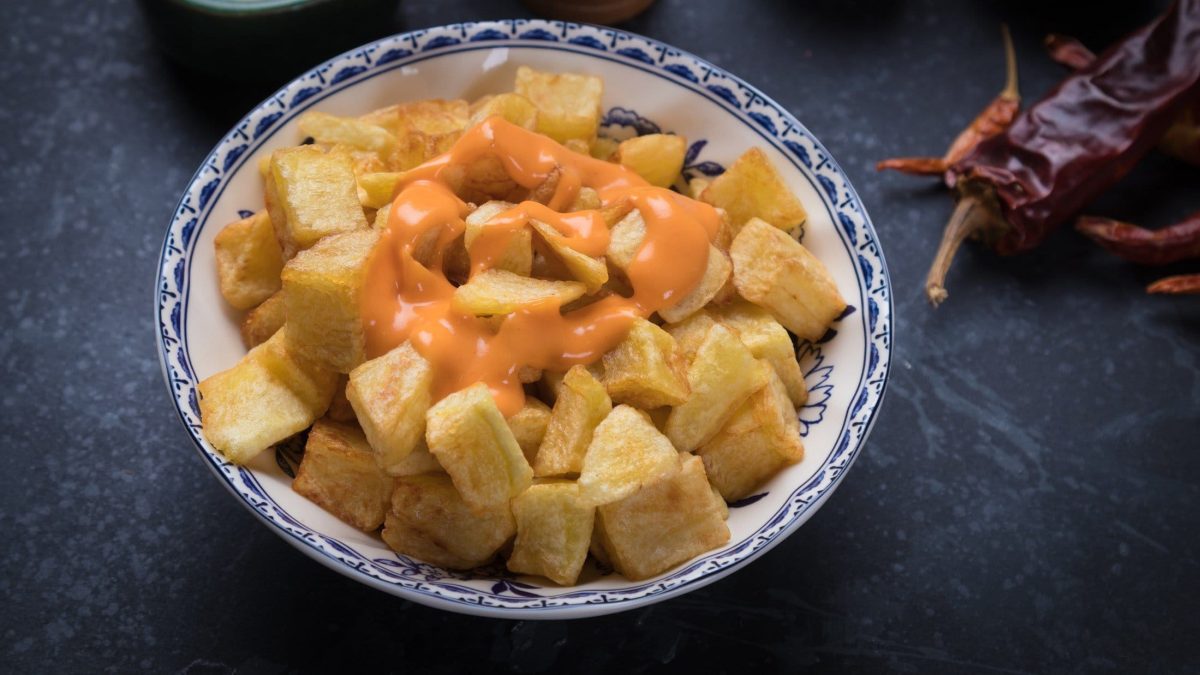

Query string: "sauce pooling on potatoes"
[[361, 117, 718, 416]]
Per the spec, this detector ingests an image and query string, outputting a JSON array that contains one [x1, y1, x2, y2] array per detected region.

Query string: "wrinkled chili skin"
[[951, 0, 1200, 255], [1044, 34, 1095, 70], [1076, 210, 1200, 265]]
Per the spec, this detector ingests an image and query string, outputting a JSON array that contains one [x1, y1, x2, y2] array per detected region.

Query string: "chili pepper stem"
[[925, 196, 992, 306], [1000, 24, 1019, 102]]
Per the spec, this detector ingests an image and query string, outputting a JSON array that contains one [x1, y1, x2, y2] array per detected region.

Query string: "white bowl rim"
[[154, 18, 894, 619]]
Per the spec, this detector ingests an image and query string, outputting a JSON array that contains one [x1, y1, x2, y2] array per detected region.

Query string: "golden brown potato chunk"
[[293, 418, 390, 531], [663, 311, 718, 364], [452, 269, 586, 316], [697, 367, 804, 501], [730, 218, 847, 342], [615, 134, 687, 188], [325, 375, 357, 424], [507, 396, 552, 464], [578, 405, 679, 507], [425, 383, 533, 513], [699, 147, 807, 235], [528, 219, 609, 293], [534, 365, 612, 477], [596, 455, 729, 580], [657, 245, 731, 324], [360, 99, 469, 171], [281, 228, 379, 372], [514, 66, 603, 144], [214, 211, 284, 310], [507, 481, 595, 585], [710, 299, 807, 407], [268, 146, 368, 258], [605, 208, 728, 323], [239, 291, 286, 349], [463, 201, 533, 277], [198, 329, 337, 464], [346, 341, 433, 474], [664, 324, 770, 452], [356, 172, 403, 210], [389, 439, 444, 476], [382, 473, 515, 570], [298, 111, 397, 157], [469, 93, 539, 130], [601, 318, 689, 409]]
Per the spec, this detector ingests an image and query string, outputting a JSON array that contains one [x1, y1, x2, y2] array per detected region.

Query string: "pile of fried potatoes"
[[199, 66, 847, 585]]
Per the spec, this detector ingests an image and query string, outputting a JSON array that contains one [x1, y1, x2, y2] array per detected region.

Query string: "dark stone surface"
[[1, 0, 1197, 672]]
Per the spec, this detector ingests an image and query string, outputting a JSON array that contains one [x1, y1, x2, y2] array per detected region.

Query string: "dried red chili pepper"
[[923, 0, 1200, 305], [876, 26, 1020, 182], [1147, 274, 1200, 294], [1076, 211, 1200, 265], [1044, 32, 1200, 166]]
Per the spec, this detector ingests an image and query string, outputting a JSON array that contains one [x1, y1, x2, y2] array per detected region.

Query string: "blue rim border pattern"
[[155, 19, 893, 616]]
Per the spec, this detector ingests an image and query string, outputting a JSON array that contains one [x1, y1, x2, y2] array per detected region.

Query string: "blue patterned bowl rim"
[[154, 19, 893, 618]]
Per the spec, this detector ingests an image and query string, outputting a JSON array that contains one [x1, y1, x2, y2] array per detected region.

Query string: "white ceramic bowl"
[[156, 19, 893, 619]]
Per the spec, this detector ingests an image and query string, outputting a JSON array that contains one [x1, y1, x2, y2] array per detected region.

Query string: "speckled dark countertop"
[[2, 0, 1197, 672]]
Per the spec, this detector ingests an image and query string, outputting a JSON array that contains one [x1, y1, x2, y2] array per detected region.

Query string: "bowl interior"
[[160, 22, 890, 618]]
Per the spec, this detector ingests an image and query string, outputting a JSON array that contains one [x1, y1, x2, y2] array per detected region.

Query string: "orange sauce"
[[361, 116, 719, 416]]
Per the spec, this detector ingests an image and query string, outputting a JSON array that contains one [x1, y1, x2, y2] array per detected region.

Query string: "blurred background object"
[[521, 0, 655, 23], [137, 0, 401, 82]]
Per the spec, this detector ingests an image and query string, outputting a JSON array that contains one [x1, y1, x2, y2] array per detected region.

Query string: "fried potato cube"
[[390, 439, 444, 476], [534, 365, 612, 477], [514, 66, 603, 144], [615, 134, 687, 188], [698, 368, 804, 501], [298, 111, 396, 156], [326, 375, 356, 423], [371, 201, 392, 230], [590, 137, 619, 161], [214, 211, 284, 310], [382, 473, 515, 569], [464, 201, 533, 276], [293, 418, 390, 531], [657, 246, 731, 323], [240, 290, 286, 349], [596, 454, 730, 580], [578, 405, 679, 507], [665, 324, 770, 452], [268, 146, 368, 258], [663, 311, 717, 363], [569, 187, 602, 211], [710, 299, 807, 407], [508, 396, 552, 464], [198, 329, 337, 464], [529, 219, 608, 292], [452, 268, 585, 315], [700, 147, 807, 234], [687, 177, 710, 200], [507, 482, 595, 585], [605, 208, 645, 271], [357, 172, 403, 209], [605, 208, 727, 321], [361, 99, 469, 171], [601, 318, 689, 409], [730, 218, 847, 342], [470, 93, 539, 130], [346, 341, 433, 474], [425, 383, 533, 512], [281, 229, 379, 372]]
